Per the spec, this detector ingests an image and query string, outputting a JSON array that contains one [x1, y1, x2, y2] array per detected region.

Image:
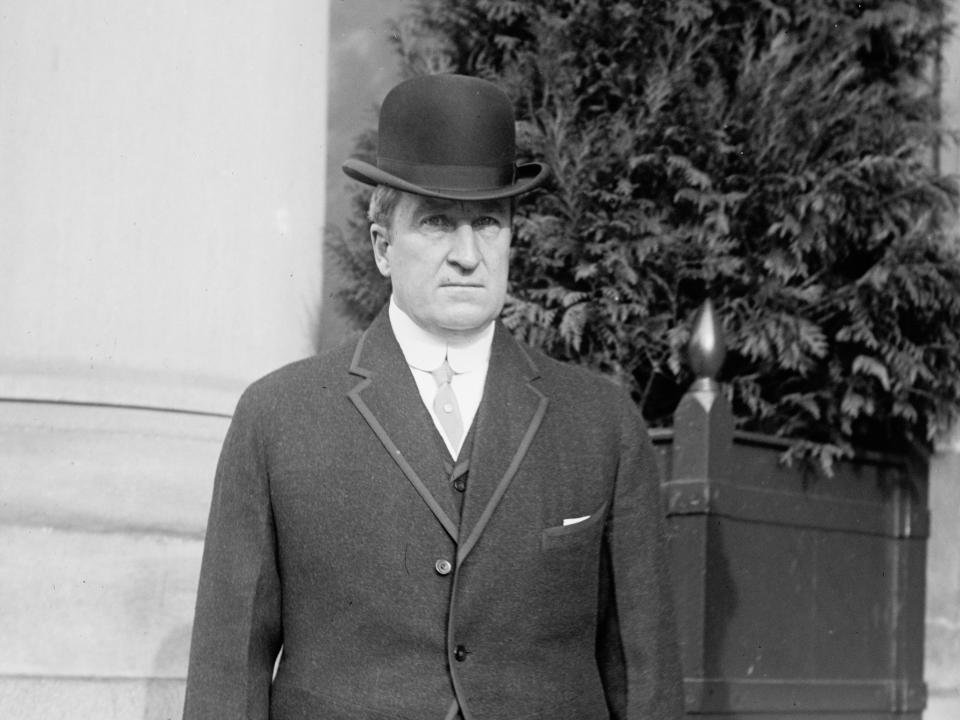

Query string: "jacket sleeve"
[[183, 386, 283, 720], [599, 395, 684, 719]]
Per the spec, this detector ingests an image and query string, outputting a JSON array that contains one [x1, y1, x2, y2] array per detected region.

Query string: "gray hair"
[[367, 185, 404, 227]]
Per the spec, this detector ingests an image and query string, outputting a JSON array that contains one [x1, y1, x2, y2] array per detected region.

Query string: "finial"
[[688, 299, 726, 381]]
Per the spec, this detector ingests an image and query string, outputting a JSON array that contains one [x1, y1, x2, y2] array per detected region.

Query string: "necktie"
[[431, 358, 463, 451]]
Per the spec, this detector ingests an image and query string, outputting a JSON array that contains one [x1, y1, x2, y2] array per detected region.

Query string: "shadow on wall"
[[143, 622, 193, 720]]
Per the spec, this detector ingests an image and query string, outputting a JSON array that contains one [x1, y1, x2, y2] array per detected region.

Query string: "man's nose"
[[447, 223, 481, 270]]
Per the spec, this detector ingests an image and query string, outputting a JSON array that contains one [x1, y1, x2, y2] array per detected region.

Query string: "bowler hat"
[[342, 74, 550, 200]]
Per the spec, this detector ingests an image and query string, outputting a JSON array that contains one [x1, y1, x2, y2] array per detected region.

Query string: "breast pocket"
[[541, 501, 608, 551]]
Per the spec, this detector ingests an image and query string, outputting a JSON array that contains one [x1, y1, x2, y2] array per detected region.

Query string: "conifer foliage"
[[328, 0, 960, 470]]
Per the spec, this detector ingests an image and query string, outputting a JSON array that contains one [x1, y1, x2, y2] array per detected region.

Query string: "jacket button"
[[434, 559, 453, 576], [454, 644, 468, 661], [453, 478, 466, 492]]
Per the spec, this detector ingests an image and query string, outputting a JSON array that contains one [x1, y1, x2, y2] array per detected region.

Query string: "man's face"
[[371, 192, 512, 342]]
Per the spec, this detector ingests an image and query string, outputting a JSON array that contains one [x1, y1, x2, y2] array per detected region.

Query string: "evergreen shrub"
[[328, 0, 960, 472]]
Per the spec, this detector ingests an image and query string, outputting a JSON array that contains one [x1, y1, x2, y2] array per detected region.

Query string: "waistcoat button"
[[454, 644, 468, 661]]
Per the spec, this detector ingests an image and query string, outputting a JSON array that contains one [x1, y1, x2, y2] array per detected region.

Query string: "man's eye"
[[421, 215, 452, 230], [473, 216, 501, 229]]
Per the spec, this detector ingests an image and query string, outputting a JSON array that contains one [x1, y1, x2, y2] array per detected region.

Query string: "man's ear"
[[370, 223, 391, 277]]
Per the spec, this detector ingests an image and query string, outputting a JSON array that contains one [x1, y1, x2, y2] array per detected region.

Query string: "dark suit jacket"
[[183, 309, 683, 720]]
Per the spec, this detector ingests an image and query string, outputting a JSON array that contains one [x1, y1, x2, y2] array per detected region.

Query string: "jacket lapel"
[[347, 310, 459, 542], [457, 323, 548, 563]]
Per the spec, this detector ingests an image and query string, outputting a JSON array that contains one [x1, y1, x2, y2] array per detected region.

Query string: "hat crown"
[[341, 73, 549, 200], [378, 74, 516, 173]]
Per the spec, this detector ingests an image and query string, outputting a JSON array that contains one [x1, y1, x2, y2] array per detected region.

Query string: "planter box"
[[653, 394, 929, 719]]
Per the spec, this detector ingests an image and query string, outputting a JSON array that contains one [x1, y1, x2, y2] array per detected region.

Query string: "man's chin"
[[434, 311, 498, 339]]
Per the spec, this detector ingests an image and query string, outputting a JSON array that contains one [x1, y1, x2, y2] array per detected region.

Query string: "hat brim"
[[342, 158, 550, 201]]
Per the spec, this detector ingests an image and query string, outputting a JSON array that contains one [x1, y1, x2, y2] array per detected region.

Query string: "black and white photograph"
[[2, 2, 959, 719]]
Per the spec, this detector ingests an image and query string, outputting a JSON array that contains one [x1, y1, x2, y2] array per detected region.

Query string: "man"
[[184, 73, 683, 720]]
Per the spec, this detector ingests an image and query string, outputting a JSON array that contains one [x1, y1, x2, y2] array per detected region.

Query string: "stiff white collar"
[[388, 297, 494, 374]]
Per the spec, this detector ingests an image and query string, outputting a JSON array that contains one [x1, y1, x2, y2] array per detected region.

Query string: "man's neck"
[[388, 298, 495, 348]]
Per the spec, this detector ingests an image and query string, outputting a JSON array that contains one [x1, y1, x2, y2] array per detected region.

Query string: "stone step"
[[0, 525, 202, 679], [0, 400, 227, 536], [0, 675, 184, 720]]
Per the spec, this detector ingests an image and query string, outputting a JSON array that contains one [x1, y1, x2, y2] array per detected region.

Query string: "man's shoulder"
[[517, 338, 627, 397], [505, 337, 657, 454], [237, 333, 360, 410], [507, 334, 641, 420], [507, 342, 657, 461]]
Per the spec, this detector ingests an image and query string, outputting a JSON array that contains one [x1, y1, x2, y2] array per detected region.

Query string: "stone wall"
[[927, 3, 960, 717], [0, 2, 330, 717]]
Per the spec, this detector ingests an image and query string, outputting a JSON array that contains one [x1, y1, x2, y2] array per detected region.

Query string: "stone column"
[[927, 2, 960, 717], [0, 2, 329, 717], [926, 427, 960, 720]]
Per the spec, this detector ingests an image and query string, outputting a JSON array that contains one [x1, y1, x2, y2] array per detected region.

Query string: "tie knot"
[[431, 358, 454, 387]]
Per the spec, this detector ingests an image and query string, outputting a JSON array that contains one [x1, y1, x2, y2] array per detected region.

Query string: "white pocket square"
[[562, 515, 591, 527]]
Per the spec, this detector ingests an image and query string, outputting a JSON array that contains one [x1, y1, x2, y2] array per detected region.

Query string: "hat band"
[[378, 156, 516, 191]]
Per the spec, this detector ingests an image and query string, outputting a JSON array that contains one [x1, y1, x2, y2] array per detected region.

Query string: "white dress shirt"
[[388, 297, 493, 458]]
